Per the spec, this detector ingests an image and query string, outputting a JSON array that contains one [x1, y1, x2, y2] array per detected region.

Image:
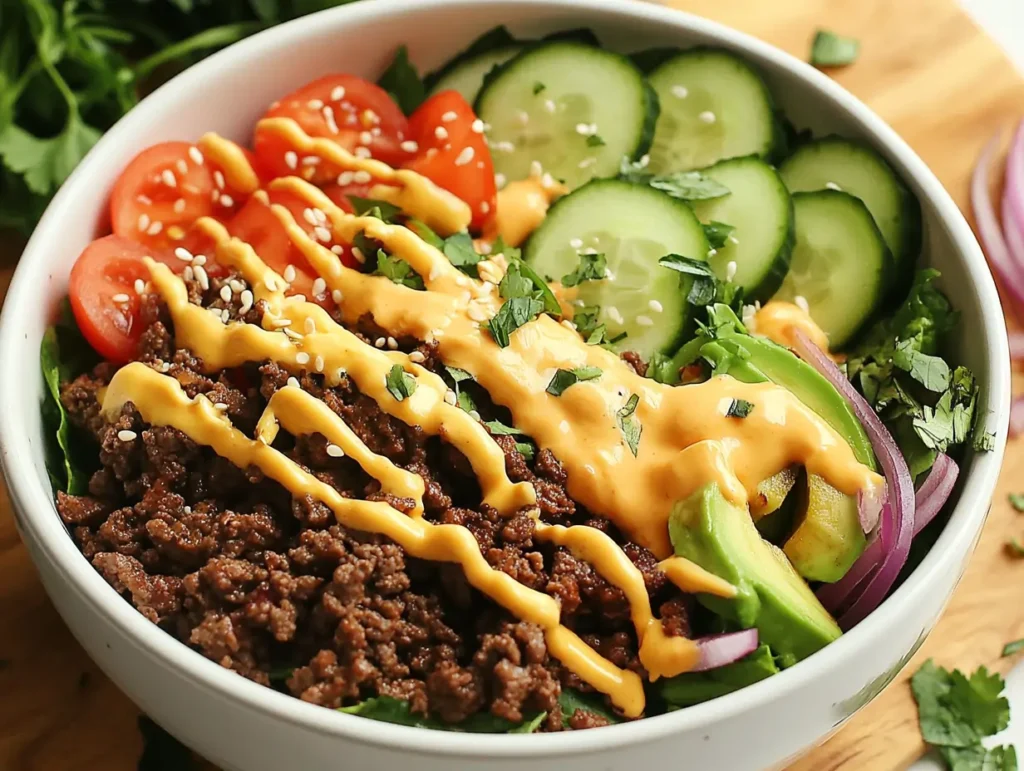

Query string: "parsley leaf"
[[617, 394, 642, 457], [533, 81, 546, 95], [499, 260, 561, 315], [374, 250, 425, 290], [348, 196, 403, 223], [894, 337, 951, 392], [659, 253, 718, 306], [483, 420, 536, 461], [1003, 639, 1024, 657], [586, 135, 606, 148], [1010, 494, 1024, 512], [810, 30, 861, 68], [442, 231, 481, 274], [911, 659, 1015, 770], [385, 365, 417, 401], [377, 45, 426, 115], [546, 366, 602, 396], [0, 117, 101, 197], [561, 252, 607, 287], [702, 221, 736, 250], [488, 296, 543, 348], [620, 157, 730, 201], [726, 398, 754, 418]]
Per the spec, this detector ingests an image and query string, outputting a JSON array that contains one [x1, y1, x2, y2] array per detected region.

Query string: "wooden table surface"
[[2, 0, 1024, 767]]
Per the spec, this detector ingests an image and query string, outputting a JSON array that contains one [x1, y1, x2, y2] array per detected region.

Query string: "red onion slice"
[[1010, 331, 1024, 360], [790, 330, 915, 630], [972, 132, 1024, 309], [1012, 396, 1024, 436], [858, 485, 885, 535], [692, 629, 759, 672]]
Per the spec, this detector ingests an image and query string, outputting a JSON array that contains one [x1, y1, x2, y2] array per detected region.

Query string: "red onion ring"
[[790, 330, 914, 630], [972, 131, 1024, 309], [1010, 331, 1024, 360], [692, 629, 759, 672], [1012, 396, 1024, 436]]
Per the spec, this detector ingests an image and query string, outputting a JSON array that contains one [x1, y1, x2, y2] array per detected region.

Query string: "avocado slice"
[[669, 483, 841, 667], [785, 474, 867, 583]]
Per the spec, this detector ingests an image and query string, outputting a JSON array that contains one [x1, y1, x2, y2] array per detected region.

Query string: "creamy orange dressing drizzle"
[[198, 133, 261, 195], [484, 174, 568, 247], [752, 301, 830, 352], [97, 128, 883, 716]]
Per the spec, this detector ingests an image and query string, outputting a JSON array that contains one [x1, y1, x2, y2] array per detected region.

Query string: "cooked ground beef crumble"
[[55, 274, 693, 731]]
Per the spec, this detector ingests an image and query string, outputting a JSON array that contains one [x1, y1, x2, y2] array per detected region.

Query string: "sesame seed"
[[211, 189, 220, 202], [386, 336, 398, 350], [218, 285, 231, 303], [303, 318, 316, 335], [284, 151, 298, 170], [559, 420, 570, 433], [184, 266, 194, 281], [331, 85, 346, 101], [728, 235, 740, 245], [332, 289, 343, 304], [441, 110, 458, 123], [578, 157, 596, 169], [374, 337, 386, 348], [725, 261, 738, 281], [495, 173, 506, 188], [239, 290, 253, 314], [323, 106, 339, 134], [295, 352, 310, 365], [337, 170, 355, 186], [214, 402, 228, 411], [136, 194, 152, 205], [302, 208, 318, 226], [794, 295, 810, 313], [671, 85, 689, 99], [480, 201, 490, 214], [471, 118, 485, 133], [575, 123, 591, 135], [351, 246, 366, 263], [188, 146, 204, 165], [607, 306, 624, 325], [147, 221, 163, 236], [698, 111, 716, 124], [372, 127, 382, 137], [354, 147, 372, 159], [467, 304, 488, 322], [312, 277, 327, 296], [409, 351, 425, 363], [434, 126, 448, 141], [708, 248, 718, 258], [137, 213, 151, 232], [219, 194, 234, 208], [331, 245, 344, 256], [363, 108, 380, 126], [825, 181, 842, 191], [283, 265, 297, 283], [214, 170, 226, 189], [265, 275, 279, 292], [636, 315, 654, 327], [326, 443, 345, 457], [530, 160, 543, 178], [639, 154, 650, 168], [134, 279, 146, 294], [192, 254, 207, 267], [544, 99, 556, 113], [173, 198, 186, 214], [649, 300, 663, 313], [469, 410, 481, 421], [161, 169, 177, 187], [314, 226, 332, 242], [229, 280, 244, 293], [541, 173, 555, 189], [111, 293, 130, 303], [454, 146, 475, 166], [194, 265, 209, 291], [353, 170, 371, 184], [401, 140, 419, 152], [492, 141, 515, 153], [569, 238, 583, 249], [117, 430, 137, 442], [287, 376, 300, 388], [307, 99, 324, 109], [444, 390, 457, 405], [359, 131, 373, 145], [314, 355, 325, 372]]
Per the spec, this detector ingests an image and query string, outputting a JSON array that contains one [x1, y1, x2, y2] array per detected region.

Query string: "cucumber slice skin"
[[691, 155, 794, 303], [475, 41, 658, 189], [646, 48, 784, 173], [427, 46, 523, 102], [524, 178, 710, 359], [774, 190, 894, 350], [779, 136, 921, 296]]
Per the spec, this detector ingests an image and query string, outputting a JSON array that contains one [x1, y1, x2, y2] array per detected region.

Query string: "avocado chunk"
[[661, 644, 780, 708], [750, 466, 799, 521], [669, 483, 841, 667], [785, 473, 867, 583]]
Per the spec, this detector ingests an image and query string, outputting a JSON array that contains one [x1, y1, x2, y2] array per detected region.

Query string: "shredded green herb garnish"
[[561, 252, 607, 287], [617, 393, 642, 457], [374, 250, 424, 290], [546, 366, 602, 396], [726, 398, 754, 418], [385, 364, 417, 401]]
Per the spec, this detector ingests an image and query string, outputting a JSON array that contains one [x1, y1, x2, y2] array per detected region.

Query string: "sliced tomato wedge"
[[69, 235, 183, 363], [404, 90, 496, 232], [254, 75, 413, 179], [110, 141, 252, 251]]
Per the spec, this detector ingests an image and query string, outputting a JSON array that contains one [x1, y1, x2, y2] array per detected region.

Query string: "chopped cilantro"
[[810, 30, 860, 68], [659, 254, 718, 307], [586, 135, 606, 148], [490, 235, 522, 262], [348, 195, 403, 223], [374, 250, 424, 290], [499, 260, 561, 315], [974, 430, 995, 452], [442, 366, 474, 412], [893, 337, 951, 392], [620, 157, 730, 201], [561, 252, 607, 287], [407, 219, 445, 249], [617, 394, 642, 457], [546, 366, 602, 396], [702, 221, 736, 250], [457, 390, 476, 413], [483, 420, 535, 461], [726, 398, 754, 418], [444, 366, 473, 385], [377, 45, 426, 115], [442, 231, 481, 274], [910, 659, 1016, 771], [488, 296, 544, 348], [1010, 494, 1024, 512], [385, 365, 417, 401], [340, 695, 544, 733], [533, 81, 546, 95], [1003, 639, 1024, 657]]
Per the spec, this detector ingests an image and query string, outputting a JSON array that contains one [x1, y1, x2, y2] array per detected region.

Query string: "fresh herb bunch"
[[0, 0, 357, 234]]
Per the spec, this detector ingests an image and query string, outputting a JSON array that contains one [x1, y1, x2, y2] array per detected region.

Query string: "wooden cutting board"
[[0, 0, 1022, 768]]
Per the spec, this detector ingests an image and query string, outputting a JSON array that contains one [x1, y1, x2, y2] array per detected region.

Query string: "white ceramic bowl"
[[0, 1, 1011, 769]]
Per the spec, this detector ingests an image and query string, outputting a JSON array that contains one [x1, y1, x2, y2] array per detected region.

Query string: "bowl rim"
[[0, 0, 1010, 758]]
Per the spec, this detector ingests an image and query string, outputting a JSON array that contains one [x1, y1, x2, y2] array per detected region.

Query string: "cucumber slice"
[[427, 46, 524, 103], [476, 41, 657, 189], [773, 191, 893, 350], [646, 49, 781, 173], [690, 156, 794, 302], [779, 137, 921, 287], [524, 179, 709, 359]]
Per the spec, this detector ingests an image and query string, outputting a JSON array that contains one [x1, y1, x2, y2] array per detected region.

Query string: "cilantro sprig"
[[546, 366, 601, 396], [561, 252, 607, 288], [374, 250, 424, 290], [619, 157, 730, 201], [385, 365, 417, 401], [617, 394, 642, 457]]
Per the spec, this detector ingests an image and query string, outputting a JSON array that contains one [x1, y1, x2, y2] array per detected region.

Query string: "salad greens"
[[662, 644, 779, 708], [340, 696, 545, 733]]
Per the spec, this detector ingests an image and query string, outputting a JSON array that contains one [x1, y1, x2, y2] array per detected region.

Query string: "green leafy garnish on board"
[[374, 250, 424, 290], [561, 252, 607, 288], [810, 30, 861, 68], [1003, 639, 1024, 657], [546, 366, 602, 396], [385, 365, 417, 401], [340, 696, 545, 733], [911, 659, 1017, 771], [41, 304, 98, 494], [619, 157, 731, 201], [377, 45, 426, 115]]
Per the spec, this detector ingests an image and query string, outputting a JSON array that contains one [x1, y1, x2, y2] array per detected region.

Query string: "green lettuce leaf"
[[339, 696, 545, 733], [661, 644, 780, 708]]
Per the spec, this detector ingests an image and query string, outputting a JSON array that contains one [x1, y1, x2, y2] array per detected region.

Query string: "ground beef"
[[55, 298, 695, 731]]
